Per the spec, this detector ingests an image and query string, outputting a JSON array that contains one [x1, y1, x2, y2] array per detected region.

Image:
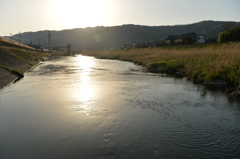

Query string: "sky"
[[0, 0, 240, 36]]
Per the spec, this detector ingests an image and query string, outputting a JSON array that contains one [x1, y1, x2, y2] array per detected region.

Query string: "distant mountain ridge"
[[7, 20, 240, 50]]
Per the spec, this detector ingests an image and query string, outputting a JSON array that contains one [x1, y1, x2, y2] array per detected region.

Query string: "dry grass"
[[83, 42, 240, 95]]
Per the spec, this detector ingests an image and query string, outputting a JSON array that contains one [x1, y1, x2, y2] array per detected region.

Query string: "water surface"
[[0, 55, 240, 159]]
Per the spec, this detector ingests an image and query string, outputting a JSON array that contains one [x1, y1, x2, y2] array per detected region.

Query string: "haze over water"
[[0, 55, 240, 159]]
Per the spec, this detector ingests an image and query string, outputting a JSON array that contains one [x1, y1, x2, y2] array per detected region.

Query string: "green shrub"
[[1, 66, 24, 78], [147, 60, 184, 72], [218, 26, 240, 42]]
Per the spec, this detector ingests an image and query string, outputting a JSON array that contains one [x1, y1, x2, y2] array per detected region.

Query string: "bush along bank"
[[0, 46, 49, 89], [84, 42, 240, 96]]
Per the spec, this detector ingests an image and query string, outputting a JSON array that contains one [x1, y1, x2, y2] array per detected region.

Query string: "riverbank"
[[0, 46, 49, 89], [83, 42, 240, 96]]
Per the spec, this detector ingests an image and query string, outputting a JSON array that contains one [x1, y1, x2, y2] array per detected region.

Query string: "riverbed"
[[0, 55, 240, 159]]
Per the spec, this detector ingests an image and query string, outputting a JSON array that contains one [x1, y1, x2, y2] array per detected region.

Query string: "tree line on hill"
[[6, 20, 240, 51]]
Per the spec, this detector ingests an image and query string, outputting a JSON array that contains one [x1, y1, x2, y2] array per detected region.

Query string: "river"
[[0, 55, 240, 159]]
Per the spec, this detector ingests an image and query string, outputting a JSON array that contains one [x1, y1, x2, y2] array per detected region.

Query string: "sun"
[[54, 0, 109, 29]]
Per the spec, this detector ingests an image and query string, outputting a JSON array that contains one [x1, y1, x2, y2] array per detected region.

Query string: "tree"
[[218, 26, 240, 42]]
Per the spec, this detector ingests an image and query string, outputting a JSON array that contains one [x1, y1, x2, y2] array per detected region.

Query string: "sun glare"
[[73, 56, 96, 102], [55, 0, 109, 29]]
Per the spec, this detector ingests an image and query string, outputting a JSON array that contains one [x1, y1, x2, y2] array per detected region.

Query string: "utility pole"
[[10, 33, 12, 40], [67, 44, 71, 55], [48, 31, 51, 50]]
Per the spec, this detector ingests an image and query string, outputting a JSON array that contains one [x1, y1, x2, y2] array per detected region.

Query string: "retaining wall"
[[0, 46, 48, 89]]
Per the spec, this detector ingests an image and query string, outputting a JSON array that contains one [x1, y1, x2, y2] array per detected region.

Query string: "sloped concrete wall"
[[0, 46, 48, 89]]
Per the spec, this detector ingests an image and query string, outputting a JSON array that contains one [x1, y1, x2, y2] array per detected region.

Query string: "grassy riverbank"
[[83, 42, 240, 96]]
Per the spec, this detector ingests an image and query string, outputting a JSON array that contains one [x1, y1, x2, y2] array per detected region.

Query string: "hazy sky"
[[0, 0, 240, 36]]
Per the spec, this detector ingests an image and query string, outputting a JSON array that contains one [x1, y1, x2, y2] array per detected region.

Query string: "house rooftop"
[[175, 32, 197, 40]]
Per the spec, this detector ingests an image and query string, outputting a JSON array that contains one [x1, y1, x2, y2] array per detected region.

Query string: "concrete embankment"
[[0, 46, 48, 89]]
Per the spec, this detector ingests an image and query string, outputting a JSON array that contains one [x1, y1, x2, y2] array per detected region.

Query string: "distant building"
[[165, 35, 178, 44], [195, 34, 206, 43], [165, 32, 206, 44]]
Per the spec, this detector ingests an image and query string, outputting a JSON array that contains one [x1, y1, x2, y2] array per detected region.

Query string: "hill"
[[6, 20, 240, 50]]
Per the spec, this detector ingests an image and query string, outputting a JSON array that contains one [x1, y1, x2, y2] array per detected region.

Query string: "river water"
[[0, 55, 240, 159]]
